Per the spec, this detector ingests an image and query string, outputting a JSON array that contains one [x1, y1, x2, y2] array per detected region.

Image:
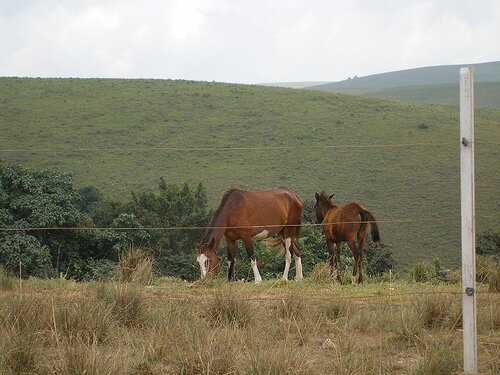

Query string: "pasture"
[[1, 77, 499, 270], [0, 270, 499, 374]]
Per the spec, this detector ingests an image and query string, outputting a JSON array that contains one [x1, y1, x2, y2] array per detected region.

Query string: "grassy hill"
[[307, 61, 500, 90], [303, 61, 500, 107], [310, 81, 500, 108], [1, 77, 499, 269]]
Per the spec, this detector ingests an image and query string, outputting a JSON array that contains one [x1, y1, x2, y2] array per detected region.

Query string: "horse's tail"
[[264, 235, 301, 256], [263, 237, 286, 254], [360, 209, 381, 242]]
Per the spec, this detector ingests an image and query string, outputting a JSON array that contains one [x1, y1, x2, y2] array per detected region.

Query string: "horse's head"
[[314, 192, 334, 224], [195, 238, 221, 278]]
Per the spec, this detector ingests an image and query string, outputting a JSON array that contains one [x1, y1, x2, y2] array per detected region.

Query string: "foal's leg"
[[243, 238, 262, 283], [347, 239, 360, 285], [326, 238, 336, 273], [335, 241, 343, 282], [226, 239, 237, 282], [281, 237, 292, 281], [291, 240, 303, 281]]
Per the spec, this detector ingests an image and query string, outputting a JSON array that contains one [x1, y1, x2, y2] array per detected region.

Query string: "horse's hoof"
[[295, 276, 303, 281], [254, 278, 262, 284]]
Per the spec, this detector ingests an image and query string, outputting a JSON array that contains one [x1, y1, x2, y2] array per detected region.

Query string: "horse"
[[196, 187, 303, 283], [314, 191, 380, 284]]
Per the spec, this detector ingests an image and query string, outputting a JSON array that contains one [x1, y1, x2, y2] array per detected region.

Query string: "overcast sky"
[[1, 0, 499, 84]]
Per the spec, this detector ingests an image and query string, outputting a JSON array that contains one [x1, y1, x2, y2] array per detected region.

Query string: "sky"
[[1, 0, 499, 84]]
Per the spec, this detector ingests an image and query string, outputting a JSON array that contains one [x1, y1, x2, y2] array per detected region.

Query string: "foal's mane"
[[202, 188, 239, 243], [317, 191, 334, 208]]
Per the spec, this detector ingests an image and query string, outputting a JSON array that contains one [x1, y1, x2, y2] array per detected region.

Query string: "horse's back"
[[229, 188, 302, 224]]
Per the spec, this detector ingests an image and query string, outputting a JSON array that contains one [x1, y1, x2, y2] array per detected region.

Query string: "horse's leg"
[[226, 239, 237, 282], [292, 240, 303, 281], [281, 237, 292, 281], [347, 239, 360, 285], [356, 226, 368, 284], [243, 238, 262, 283]]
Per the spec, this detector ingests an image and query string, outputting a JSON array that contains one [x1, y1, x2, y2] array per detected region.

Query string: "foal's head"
[[314, 192, 334, 224], [195, 238, 221, 278]]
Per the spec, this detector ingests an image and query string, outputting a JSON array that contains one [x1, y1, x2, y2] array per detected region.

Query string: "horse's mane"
[[202, 188, 239, 243]]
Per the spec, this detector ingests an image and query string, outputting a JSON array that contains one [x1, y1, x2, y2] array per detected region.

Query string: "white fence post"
[[460, 67, 477, 374]]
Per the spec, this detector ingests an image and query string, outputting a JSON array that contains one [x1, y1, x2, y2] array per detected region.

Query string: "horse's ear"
[[330, 194, 335, 199], [315, 192, 320, 200]]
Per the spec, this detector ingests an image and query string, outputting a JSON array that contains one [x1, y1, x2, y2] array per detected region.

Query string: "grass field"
[[308, 81, 500, 108], [0, 77, 499, 270], [0, 271, 499, 374]]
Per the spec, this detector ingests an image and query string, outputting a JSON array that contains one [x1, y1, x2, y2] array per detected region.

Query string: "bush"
[[476, 230, 500, 258], [364, 240, 395, 276], [115, 247, 154, 285], [476, 255, 496, 283], [206, 287, 253, 328], [408, 258, 442, 283]]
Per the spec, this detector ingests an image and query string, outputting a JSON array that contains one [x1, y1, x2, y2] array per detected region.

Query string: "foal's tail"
[[360, 209, 381, 242]]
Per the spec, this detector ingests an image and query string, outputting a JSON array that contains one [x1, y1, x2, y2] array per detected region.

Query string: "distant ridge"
[[306, 61, 500, 90]]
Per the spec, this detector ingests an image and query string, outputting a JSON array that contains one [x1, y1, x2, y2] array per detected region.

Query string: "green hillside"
[[309, 81, 500, 108], [303, 61, 500, 107], [307, 61, 500, 90], [1, 77, 499, 269]]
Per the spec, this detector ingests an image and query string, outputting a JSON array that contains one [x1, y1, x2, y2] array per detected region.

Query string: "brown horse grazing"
[[196, 188, 303, 283], [314, 192, 380, 284]]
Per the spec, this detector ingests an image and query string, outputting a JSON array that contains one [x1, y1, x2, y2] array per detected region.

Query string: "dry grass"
[[0, 267, 16, 291], [115, 247, 154, 285], [0, 278, 498, 374]]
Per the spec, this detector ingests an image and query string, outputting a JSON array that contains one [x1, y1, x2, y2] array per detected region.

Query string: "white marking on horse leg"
[[294, 254, 303, 280], [253, 230, 269, 240], [197, 254, 208, 278], [281, 238, 292, 281], [251, 259, 262, 283]]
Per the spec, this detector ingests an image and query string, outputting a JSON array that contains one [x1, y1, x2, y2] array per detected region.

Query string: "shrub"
[[364, 240, 396, 276], [412, 294, 459, 329], [489, 265, 500, 293], [476, 255, 494, 283], [115, 247, 154, 285], [391, 306, 423, 342], [408, 258, 441, 283], [206, 287, 253, 328], [476, 230, 500, 258], [96, 283, 146, 327], [414, 339, 460, 375]]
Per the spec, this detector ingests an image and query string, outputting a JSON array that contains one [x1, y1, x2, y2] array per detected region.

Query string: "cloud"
[[0, 0, 499, 83]]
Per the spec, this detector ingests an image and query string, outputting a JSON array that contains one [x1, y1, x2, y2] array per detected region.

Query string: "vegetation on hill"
[[301, 61, 500, 107], [306, 60, 500, 90], [0, 77, 499, 269]]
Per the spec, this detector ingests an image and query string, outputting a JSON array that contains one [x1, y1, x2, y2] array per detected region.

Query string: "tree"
[[125, 179, 211, 280], [0, 164, 82, 276]]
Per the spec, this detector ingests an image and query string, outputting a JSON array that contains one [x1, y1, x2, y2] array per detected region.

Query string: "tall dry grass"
[[0, 277, 499, 374], [115, 247, 154, 285]]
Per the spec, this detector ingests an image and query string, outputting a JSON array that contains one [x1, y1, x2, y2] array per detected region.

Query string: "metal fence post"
[[460, 67, 477, 374]]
